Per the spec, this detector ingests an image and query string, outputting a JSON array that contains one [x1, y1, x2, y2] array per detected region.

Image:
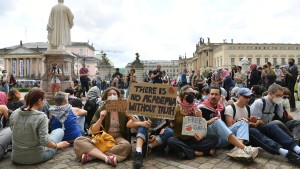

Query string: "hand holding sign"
[[181, 116, 207, 138]]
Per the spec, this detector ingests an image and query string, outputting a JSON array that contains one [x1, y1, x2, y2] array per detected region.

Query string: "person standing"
[[80, 63, 89, 97], [234, 66, 246, 88], [8, 74, 17, 90], [47, 0, 74, 50], [248, 64, 261, 89], [283, 58, 298, 112], [0, 70, 9, 95], [274, 65, 285, 86], [151, 65, 163, 84], [125, 69, 136, 98], [49, 64, 62, 99]]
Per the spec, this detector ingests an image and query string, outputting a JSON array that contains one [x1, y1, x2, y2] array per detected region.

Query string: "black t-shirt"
[[152, 70, 163, 84]]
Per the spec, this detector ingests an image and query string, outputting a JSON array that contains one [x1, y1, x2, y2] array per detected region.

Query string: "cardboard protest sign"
[[181, 116, 207, 137], [128, 82, 177, 120], [105, 100, 128, 112]]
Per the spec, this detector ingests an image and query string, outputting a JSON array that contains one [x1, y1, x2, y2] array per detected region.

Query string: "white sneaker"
[[227, 147, 253, 162], [243, 146, 259, 159]]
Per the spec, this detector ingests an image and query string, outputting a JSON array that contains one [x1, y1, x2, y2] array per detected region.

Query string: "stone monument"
[[239, 56, 250, 74], [96, 53, 113, 80], [41, 0, 76, 98], [130, 53, 144, 82]]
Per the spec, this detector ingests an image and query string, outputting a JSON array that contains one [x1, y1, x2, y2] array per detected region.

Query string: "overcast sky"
[[1, 0, 300, 68]]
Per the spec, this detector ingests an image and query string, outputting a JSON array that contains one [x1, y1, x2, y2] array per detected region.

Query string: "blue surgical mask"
[[202, 95, 208, 100]]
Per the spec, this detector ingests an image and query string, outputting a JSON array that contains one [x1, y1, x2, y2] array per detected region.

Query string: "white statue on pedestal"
[[239, 56, 249, 74], [47, 0, 74, 50]]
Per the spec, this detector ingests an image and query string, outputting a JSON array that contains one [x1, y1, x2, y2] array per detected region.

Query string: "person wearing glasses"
[[250, 84, 300, 164]]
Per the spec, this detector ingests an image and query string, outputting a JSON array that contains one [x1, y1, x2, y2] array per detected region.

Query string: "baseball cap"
[[237, 88, 254, 97]]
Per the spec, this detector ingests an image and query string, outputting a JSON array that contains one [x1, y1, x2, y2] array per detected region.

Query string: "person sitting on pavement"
[[198, 86, 259, 162], [0, 91, 7, 105], [167, 85, 218, 160], [50, 92, 86, 142], [128, 115, 173, 169], [270, 87, 300, 141], [10, 88, 69, 164], [249, 84, 300, 165], [65, 88, 83, 109], [0, 105, 11, 160], [6, 89, 24, 111], [74, 87, 133, 167]]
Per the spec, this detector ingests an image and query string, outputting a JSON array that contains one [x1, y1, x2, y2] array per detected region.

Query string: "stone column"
[[30, 58, 33, 77], [16, 58, 19, 78], [23, 58, 27, 78]]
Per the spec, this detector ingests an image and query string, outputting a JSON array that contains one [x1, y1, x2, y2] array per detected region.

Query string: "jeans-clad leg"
[[167, 135, 218, 160], [0, 127, 12, 160], [77, 115, 85, 135], [207, 119, 233, 148], [249, 127, 281, 155], [257, 123, 297, 151], [40, 128, 64, 163]]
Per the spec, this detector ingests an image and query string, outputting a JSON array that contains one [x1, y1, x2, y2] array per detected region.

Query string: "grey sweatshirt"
[[10, 108, 52, 164]]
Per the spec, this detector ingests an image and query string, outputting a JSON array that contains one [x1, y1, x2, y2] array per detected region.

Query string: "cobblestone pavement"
[[2, 102, 300, 169]]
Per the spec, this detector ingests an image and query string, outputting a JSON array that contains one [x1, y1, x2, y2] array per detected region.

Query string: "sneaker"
[[286, 151, 300, 165], [243, 146, 259, 159], [81, 154, 92, 164], [227, 147, 253, 162], [106, 155, 117, 167], [133, 152, 143, 169]]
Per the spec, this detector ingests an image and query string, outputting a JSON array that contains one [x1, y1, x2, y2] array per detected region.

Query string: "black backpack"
[[221, 104, 250, 125], [84, 98, 98, 128], [261, 98, 278, 115]]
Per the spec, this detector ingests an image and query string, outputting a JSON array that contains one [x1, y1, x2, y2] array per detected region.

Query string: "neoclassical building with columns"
[[0, 41, 100, 80], [179, 38, 300, 73]]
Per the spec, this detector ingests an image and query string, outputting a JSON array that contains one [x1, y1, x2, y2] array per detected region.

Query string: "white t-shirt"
[[224, 103, 249, 120], [50, 68, 61, 84]]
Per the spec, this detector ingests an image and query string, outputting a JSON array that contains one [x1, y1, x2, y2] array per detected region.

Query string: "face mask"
[[202, 95, 208, 100], [107, 95, 118, 100], [272, 97, 283, 104], [288, 62, 294, 66], [185, 93, 195, 104]]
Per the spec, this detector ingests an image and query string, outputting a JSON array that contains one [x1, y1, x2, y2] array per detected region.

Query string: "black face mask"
[[288, 62, 294, 66], [185, 92, 195, 104]]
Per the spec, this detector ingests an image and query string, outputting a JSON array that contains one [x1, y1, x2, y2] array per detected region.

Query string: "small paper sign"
[[106, 100, 128, 112], [181, 116, 207, 137]]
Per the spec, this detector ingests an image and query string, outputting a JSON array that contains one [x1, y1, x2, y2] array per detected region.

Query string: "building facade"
[[125, 60, 179, 79], [179, 38, 300, 73], [0, 41, 99, 80]]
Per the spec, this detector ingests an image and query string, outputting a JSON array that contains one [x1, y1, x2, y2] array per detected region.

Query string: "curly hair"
[[24, 88, 45, 111], [101, 87, 121, 101], [7, 88, 21, 101]]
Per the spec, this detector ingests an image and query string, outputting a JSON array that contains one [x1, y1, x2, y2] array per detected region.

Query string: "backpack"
[[84, 98, 98, 128], [261, 98, 278, 115], [221, 104, 250, 125]]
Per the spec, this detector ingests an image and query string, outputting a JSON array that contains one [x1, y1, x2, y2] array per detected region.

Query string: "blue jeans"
[[137, 127, 173, 148], [77, 116, 85, 135], [0, 127, 12, 160], [0, 82, 9, 95], [40, 128, 64, 163], [207, 119, 249, 148], [249, 123, 297, 155], [96, 83, 101, 93], [167, 135, 218, 159]]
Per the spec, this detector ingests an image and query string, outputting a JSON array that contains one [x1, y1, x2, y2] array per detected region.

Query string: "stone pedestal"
[[96, 53, 113, 80], [130, 53, 144, 82], [41, 49, 76, 99], [134, 67, 144, 82]]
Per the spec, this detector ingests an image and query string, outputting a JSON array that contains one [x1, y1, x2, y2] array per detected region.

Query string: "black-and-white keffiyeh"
[[50, 104, 72, 130]]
